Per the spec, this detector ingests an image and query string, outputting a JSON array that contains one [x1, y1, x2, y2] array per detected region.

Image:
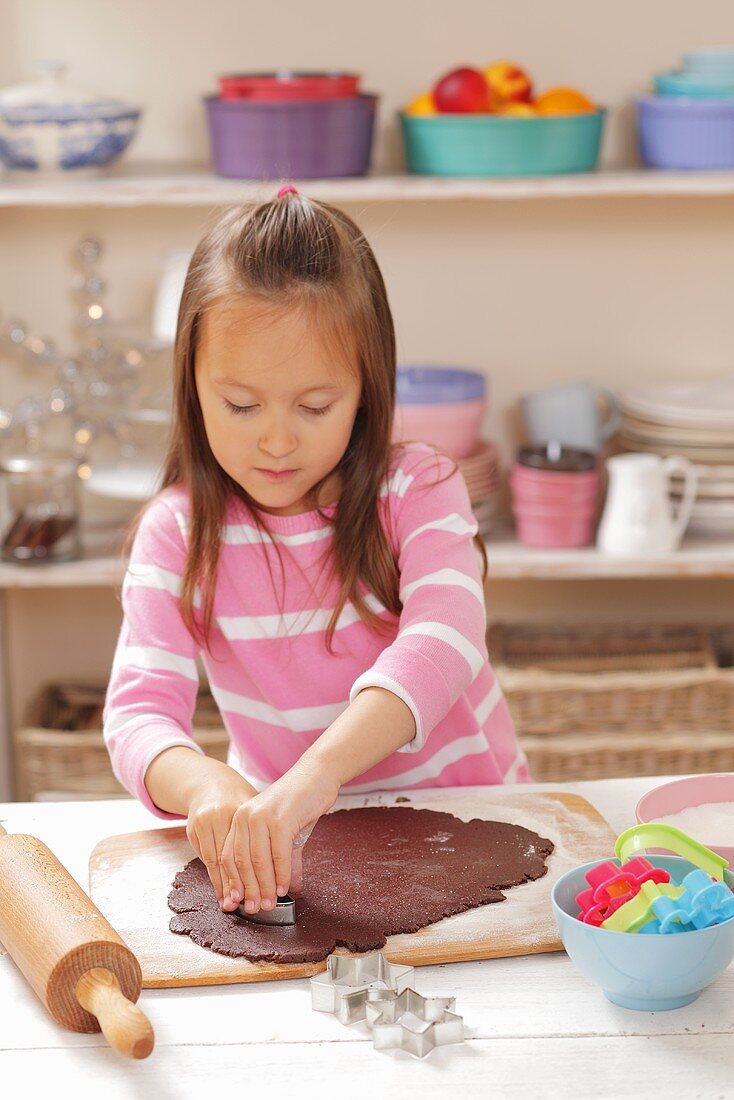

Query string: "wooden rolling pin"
[[0, 822, 154, 1059]]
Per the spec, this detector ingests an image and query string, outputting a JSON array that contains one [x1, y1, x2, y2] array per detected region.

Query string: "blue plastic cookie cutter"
[[652, 869, 734, 933]]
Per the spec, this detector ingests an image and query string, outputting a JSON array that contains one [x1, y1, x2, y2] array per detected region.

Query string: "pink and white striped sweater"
[[103, 443, 529, 819]]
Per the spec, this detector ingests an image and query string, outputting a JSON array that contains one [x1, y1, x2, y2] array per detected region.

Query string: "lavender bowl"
[[204, 94, 377, 179], [636, 95, 734, 169]]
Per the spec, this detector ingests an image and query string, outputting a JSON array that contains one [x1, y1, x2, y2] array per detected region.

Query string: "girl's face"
[[195, 297, 362, 516]]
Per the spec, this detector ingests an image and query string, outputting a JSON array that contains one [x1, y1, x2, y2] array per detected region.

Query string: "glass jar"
[[0, 453, 81, 563]]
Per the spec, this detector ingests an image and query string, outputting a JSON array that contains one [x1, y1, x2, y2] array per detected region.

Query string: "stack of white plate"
[[671, 463, 734, 536], [618, 377, 734, 537], [457, 440, 502, 537]]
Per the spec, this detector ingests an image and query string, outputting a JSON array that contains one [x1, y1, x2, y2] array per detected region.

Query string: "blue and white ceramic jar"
[[0, 62, 142, 173]]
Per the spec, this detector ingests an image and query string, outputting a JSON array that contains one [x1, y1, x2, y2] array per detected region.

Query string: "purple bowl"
[[204, 94, 377, 179], [396, 366, 487, 405], [636, 95, 734, 168]]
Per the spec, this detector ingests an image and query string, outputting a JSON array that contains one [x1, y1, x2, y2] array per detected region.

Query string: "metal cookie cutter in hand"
[[310, 952, 414, 1025], [236, 894, 296, 926], [366, 988, 464, 1058]]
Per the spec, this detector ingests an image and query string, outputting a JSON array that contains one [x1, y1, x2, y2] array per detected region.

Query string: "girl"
[[103, 186, 529, 922]]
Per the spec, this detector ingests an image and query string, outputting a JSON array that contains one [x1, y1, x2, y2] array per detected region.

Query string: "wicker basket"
[[488, 623, 734, 735], [487, 622, 734, 781], [15, 682, 229, 801], [523, 731, 734, 783]]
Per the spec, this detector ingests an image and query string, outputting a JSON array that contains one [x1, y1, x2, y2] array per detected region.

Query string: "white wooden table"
[[1, 776, 733, 1099]]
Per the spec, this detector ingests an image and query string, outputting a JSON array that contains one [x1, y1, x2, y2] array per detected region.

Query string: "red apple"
[[433, 67, 494, 113]]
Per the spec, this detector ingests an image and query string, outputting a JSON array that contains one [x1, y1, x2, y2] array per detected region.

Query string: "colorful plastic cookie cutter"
[[655, 868, 734, 932], [575, 857, 670, 926], [638, 917, 689, 935], [601, 880, 685, 933], [615, 824, 728, 882]]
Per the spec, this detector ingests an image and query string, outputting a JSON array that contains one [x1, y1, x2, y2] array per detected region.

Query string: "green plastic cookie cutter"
[[615, 824, 728, 883], [601, 879, 685, 933]]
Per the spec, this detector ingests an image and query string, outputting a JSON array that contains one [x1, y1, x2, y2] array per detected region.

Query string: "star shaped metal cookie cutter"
[[310, 951, 415, 1025], [366, 988, 464, 1058]]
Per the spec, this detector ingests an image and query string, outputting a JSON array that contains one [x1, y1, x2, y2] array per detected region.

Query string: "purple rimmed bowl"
[[204, 94, 377, 179]]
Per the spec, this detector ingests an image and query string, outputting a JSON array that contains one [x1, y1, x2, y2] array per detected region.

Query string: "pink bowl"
[[636, 774, 734, 867], [392, 399, 485, 459]]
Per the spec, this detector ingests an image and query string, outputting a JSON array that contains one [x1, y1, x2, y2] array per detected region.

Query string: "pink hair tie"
[[277, 185, 299, 198]]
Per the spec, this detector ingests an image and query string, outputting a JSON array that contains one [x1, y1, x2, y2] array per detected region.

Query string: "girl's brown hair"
[[144, 192, 487, 650]]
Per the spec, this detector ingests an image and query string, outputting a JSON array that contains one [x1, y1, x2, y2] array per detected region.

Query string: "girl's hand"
[[219, 756, 339, 914], [184, 769, 259, 910]]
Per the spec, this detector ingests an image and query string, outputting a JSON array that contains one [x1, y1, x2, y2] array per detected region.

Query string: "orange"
[[498, 102, 537, 117], [534, 87, 596, 115], [404, 92, 438, 116]]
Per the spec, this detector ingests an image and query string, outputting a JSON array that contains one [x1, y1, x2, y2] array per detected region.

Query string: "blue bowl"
[[683, 49, 734, 76], [655, 71, 734, 98], [552, 855, 734, 1011]]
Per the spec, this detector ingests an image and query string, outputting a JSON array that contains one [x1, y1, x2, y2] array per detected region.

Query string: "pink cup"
[[513, 510, 597, 548], [510, 478, 600, 505], [511, 465, 600, 489], [510, 461, 601, 548], [636, 774, 734, 868]]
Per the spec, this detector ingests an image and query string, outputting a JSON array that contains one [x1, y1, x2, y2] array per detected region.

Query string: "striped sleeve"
[[103, 495, 205, 819], [350, 447, 488, 753]]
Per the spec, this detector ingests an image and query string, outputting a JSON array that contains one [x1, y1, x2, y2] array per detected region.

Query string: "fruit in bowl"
[[484, 62, 533, 104], [404, 92, 437, 117], [432, 67, 494, 113], [405, 63, 597, 118], [498, 102, 537, 117], [535, 87, 597, 115]]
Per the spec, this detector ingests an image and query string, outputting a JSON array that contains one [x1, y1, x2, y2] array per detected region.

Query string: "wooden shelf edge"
[[2, 167, 734, 207], [0, 536, 732, 588], [484, 534, 734, 579]]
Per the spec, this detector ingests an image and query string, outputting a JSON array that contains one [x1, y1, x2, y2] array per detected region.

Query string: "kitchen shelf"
[[1, 534, 732, 588], [3, 165, 734, 207], [484, 531, 734, 579]]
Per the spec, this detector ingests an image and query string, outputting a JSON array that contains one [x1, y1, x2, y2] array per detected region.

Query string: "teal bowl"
[[552, 856, 734, 1011], [399, 109, 606, 177], [655, 72, 734, 98]]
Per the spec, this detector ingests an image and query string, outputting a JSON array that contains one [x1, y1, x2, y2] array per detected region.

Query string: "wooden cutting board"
[[89, 788, 615, 988]]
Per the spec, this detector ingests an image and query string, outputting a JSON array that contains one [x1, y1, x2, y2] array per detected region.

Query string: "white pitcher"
[[597, 453, 698, 556]]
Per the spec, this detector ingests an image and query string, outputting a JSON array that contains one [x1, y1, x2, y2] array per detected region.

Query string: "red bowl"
[[218, 71, 360, 101]]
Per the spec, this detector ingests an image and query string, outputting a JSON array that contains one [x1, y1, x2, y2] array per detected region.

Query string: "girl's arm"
[[304, 684, 417, 784], [218, 686, 415, 914]]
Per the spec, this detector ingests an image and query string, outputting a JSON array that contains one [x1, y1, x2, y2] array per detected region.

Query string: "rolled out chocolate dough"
[[168, 806, 554, 963]]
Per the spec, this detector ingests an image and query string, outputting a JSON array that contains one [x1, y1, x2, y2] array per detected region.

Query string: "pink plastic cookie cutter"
[[575, 857, 670, 926]]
